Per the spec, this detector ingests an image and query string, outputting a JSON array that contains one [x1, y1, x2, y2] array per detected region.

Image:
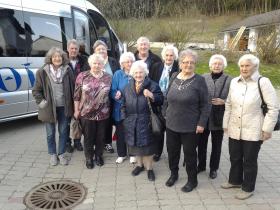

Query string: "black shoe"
[[66, 144, 74, 153], [209, 170, 217, 179], [131, 166, 144, 176], [104, 144, 114, 153], [165, 174, 178, 187], [197, 167, 206, 174], [153, 154, 160, 162], [95, 156, 104, 166], [86, 159, 94, 169], [147, 170, 155, 181], [181, 182, 198, 193], [74, 142, 83, 151]]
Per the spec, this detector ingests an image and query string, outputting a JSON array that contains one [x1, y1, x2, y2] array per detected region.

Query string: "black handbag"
[[147, 98, 165, 136], [258, 77, 280, 131], [212, 76, 228, 127]]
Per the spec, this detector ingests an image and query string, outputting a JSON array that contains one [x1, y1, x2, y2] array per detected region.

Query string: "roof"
[[222, 9, 280, 32]]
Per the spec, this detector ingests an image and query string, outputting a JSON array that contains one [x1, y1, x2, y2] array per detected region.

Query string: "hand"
[[262, 131, 271, 141], [196, 126, 204, 134], [212, 98, 225, 105], [115, 90, 121, 100], [74, 110, 80, 119], [143, 89, 154, 99]]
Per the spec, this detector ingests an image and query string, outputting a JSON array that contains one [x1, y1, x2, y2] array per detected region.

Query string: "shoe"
[[74, 142, 83, 151], [116, 157, 126, 164], [235, 190, 253, 200], [197, 167, 206, 174], [165, 174, 178, 187], [58, 154, 68, 165], [153, 154, 160, 162], [129, 156, 136, 164], [181, 182, 198, 193], [221, 182, 241, 189], [50, 154, 58, 166], [85, 159, 94, 169], [95, 156, 104, 166], [66, 144, 74, 153], [209, 170, 217, 179], [131, 166, 144, 176], [104, 144, 114, 153], [147, 170, 155, 181]]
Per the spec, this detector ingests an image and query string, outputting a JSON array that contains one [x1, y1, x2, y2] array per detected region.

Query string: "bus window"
[[24, 12, 72, 56], [0, 8, 26, 57], [87, 10, 112, 50], [72, 9, 91, 55]]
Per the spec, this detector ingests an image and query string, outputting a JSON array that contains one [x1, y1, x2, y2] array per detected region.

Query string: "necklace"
[[174, 77, 196, 91]]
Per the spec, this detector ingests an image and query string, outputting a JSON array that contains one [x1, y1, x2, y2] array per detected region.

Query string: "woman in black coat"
[[149, 45, 179, 161], [121, 60, 163, 182]]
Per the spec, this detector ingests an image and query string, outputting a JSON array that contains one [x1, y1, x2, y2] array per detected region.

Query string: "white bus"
[[0, 0, 123, 122]]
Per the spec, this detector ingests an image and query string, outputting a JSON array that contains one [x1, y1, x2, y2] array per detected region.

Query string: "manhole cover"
[[24, 180, 87, 210]]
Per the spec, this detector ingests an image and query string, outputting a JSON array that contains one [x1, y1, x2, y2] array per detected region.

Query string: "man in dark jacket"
[[134, 36, 162, 71], [66, 39, 90, 153]]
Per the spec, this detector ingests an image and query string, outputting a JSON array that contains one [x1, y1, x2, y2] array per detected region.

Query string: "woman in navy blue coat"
[[121, 60, 163, 181]]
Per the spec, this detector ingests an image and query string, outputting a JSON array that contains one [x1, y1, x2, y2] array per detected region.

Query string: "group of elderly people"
[[32, 36, 279, 200]]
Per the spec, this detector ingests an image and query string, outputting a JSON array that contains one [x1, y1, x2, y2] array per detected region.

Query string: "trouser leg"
[[57, 107, 69, 155], [154, 130, 165, 157], [116, 121, 127, 157], [104, 118, 113, 144], [242, 140, 262, 192], [209, 130, 224, 170], [95, 119, 108, 157], [81, 119, 95, 160], [182, 132, 199, 184], [166, 128, 181, 175], [45, 122, 56, 155], [197, 129, 210, 170], [228, 138, 243, 185]]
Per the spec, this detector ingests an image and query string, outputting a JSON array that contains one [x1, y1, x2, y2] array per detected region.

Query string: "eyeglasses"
[[181, 61, 195, 65]]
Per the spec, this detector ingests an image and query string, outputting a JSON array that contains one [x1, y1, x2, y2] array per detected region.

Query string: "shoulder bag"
[[147, 98, 165, 136], [258, 77, 280, 131]]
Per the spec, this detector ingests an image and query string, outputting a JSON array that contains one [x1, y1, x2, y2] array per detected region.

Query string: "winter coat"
[[32, 64, 75, 123], [223, 71, 279, 141], [68, 54, 90, 78], [134, 50, 162, 70], [121, 77, 163, 147], [203, 73, 232, 130], [149, 60, 179, 83], [108, 57, 120, 74]]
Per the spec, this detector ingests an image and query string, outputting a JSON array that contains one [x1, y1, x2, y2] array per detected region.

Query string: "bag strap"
[[217, 75, 228, 97], [257, 76, 265, 105], [166, 71, 180, 95]]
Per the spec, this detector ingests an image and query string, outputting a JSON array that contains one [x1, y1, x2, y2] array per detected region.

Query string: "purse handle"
[[217, 75, 228, 98]]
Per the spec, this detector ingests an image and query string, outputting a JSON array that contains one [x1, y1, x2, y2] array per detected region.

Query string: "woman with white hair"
[[110, 52, 136, 164], [73, 53, 112, 169], [221, 54, 278, 200], [149, 45, 179, 162], [165, 49, 210, 192], [197, 54, 232, 179], [121, 60, 163, 181]]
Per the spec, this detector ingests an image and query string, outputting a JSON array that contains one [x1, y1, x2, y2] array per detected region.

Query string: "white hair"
[[67, 39, 79, 49], [136, 36, 150, 46], [238, 54, 259, 70], [161, 45, 178, 61], [88, 53, 105, 68], [179, 49, 198, 63], [129, 60, 149, 77], [209, 54, 227, 68], [119, 52, 135, 67]]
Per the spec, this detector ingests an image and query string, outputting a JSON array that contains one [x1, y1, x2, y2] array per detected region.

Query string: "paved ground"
[[0, 117, 280, 210]]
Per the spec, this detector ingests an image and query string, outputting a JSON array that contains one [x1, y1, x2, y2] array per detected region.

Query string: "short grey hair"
[[119, 52, 135, 67], [209, 54, 227, 68], [44, 47, 69, 65], [129, 60, 149, 77], [67, 39, 79, 49], [92, 40, 108, 52], [238, 54, 259, 70], [179, 49, 198, 64], [136, 36, 150, 46], [161, 45, 178, 61], [88, 53, 105, 68]]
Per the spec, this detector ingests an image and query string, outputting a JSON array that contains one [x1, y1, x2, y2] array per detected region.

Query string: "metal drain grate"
[[24, 180, 87, 210]]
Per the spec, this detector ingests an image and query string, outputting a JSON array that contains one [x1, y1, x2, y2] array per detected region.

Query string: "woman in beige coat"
[[222, 54, 279, 200]]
